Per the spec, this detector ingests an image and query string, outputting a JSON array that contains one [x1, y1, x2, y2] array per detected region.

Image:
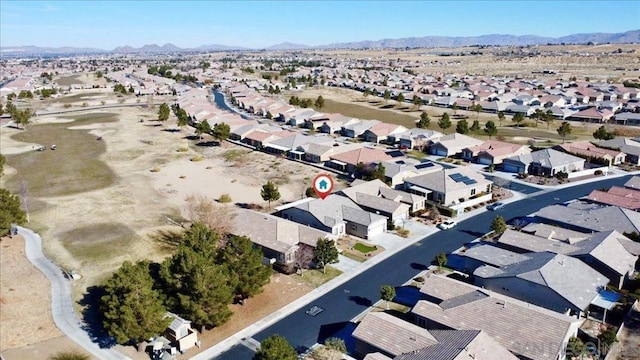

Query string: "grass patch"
[[222, 149, 249, 162], [354, 242, 378, 254], [321, 99, 418, 128], [53, 92, 105, 104], [60, 223, 136, 261], [218, 193, 232, 203], [5, 115, 118, 197], [341, 251, 366, 262], [406, 149, 426, 160], [297, 266, 342, 288], [55, 75, 83, 86]]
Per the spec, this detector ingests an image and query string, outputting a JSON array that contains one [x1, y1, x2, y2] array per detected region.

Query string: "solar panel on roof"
[[416, 162, 434, 169], [463, 179, 478, 185]]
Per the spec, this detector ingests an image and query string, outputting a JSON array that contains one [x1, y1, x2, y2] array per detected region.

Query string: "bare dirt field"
[[0, 86, 342, 358]]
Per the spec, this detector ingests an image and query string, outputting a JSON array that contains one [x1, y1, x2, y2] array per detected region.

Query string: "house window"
[[471, 188, 476, 196]]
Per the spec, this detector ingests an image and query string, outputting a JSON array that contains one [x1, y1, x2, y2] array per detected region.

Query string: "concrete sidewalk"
[[18, 226, 129, 360]]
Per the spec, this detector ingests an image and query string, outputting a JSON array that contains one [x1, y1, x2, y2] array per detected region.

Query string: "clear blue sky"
[[1, 1, 639, 49]]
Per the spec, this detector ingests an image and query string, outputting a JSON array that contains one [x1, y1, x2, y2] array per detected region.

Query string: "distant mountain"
[[320, 30, 640, 49], [1, 30, 637, 56], [195, 44, 250, 51], [266, 42, 310, 50]]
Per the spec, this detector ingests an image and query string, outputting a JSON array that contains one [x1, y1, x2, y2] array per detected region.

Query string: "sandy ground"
[[0, 86, 338, 358]]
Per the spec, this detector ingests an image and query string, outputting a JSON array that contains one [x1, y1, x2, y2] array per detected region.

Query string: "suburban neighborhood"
[[1, 2, 640, 360]]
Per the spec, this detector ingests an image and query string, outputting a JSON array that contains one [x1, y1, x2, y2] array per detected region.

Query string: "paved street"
[[207, 174, 633, 360]]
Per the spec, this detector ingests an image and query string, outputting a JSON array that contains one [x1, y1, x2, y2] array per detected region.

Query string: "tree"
[[157, 103, 170, 123], [491, 215, 507, 234], [438, 113, 452, 133], [598, 327, 618, 347], [417, 112, 430, 129], [471, 104, 482, 119], [195, 119, 211, 140], [12, 108, 34, 130], [593, 125, 615, 140], [0, 188, 27, 236], [396, 92, 405, 106], [456, 119, 469, 134], [435, 252, 447, 271], [159, 235, 234, 328], [314, 95, 325, 110], [469, 120, 480, 133], [412, 95, 422, 110], [556, 121, 572, 143], [532, 109, 544, 127], [484, 120, 498, 139], [294, 243, 315, 275], [314, 238, 339, 273], [261, 181, 281, 209], [219, 235, 272, 303], [512, 112, 525, 127], [566, 337, 585, 357], [254, 334, 297, 360], [497, 111, 505, 127], [363, 88, 371, 100], [100, 261, 170, 344], [380, 285, 396, 309], [451, 102, 458, 115], [544, 109, 554, 130], [183, 194, 234, 236], [212, 122, 231, 146], [383, 89, 391, 104]]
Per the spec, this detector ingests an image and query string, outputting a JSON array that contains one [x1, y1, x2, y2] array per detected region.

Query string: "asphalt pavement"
[[210, 174, 632, 360]]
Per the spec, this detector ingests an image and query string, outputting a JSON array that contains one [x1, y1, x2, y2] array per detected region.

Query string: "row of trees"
[[100, 222, 272, 344], [288, 95, 325, 110], [2, 101, 34, 129], [0, 153, 28, 236]]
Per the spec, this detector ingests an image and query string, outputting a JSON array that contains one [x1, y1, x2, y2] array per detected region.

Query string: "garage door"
[[502, 163, 522, 173], [478, 157, 493, 165], [367, 222, 386, 239]]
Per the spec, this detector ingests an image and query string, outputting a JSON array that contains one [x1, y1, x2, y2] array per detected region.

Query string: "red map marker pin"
[[312, 174, 334, 200]]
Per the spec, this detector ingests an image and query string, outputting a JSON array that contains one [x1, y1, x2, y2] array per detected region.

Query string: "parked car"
[[51, 144, 57, 150], [487, 202, 505, 211], [36, 145, 46, 151], [438, 220, 457, 230]]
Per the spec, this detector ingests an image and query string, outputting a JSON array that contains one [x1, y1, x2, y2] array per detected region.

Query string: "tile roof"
[[536, 203, 640, 233], [412, 275, 580, 360], [353, 312, 438, 356], [462, 244, 530, 267], [473, 252, 608, 311], [403, 167, 491, 194], [330, 147, 393, 166]]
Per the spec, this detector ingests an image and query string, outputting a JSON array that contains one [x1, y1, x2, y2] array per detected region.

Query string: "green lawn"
[[354, 242, 378, 254], [53, 92, 106, 104], [321, 99, 418, 128], [5, 113, 119, 197]]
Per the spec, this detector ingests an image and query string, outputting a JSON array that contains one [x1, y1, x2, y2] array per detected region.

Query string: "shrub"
[[81, 102, 88, 107], [176, 146, 189, 152], [218, 194, 232, 203], [150, 167, 160, 172], [397, 229, 410, 238], [179, 175, 186, 179], [414, 276, 425, 282], [555, 171, 569, 180], [191, 154, 203, 162], [594, 169, 603, 175], [51, 350, 90, 360], [63, 103, 72, 108]]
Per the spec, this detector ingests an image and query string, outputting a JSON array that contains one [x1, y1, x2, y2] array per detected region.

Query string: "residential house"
[[473, 251, 609, 316], [555, 140, 625, 166], [535, 201, 640, 234], [429, 133, 484, 157], [389, 128, 443, 150], [380, 158, 443, 188], [230, 209, 331, 266], [453, 243, 530, 274], [277, 194, 387, 239], [353, 312, 516, 360], [614, 112, 640, 126], [164, 312, 198, 353], [586, 185, 640, 210], [462, 140, 531, 165], [339, 179, 411, 225], [568, 107, 614, 123], [263, 133, 332, 159], [403, 167, 492, 207], [502, 148, 585, 176], [328, 147, 393, 173], [342, 119, 381, 138], [363, 123, 408, 144], [302, 142, 362, 163], [411, 274, 582, 360], [598, 137, 640, 165]]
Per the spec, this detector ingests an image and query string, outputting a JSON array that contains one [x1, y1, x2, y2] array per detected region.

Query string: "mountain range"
[[2, 30, 638, 55]]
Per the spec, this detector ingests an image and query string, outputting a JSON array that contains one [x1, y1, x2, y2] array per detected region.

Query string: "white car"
[[487, 202, 505, 211], [438, 220, 457, 230]]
